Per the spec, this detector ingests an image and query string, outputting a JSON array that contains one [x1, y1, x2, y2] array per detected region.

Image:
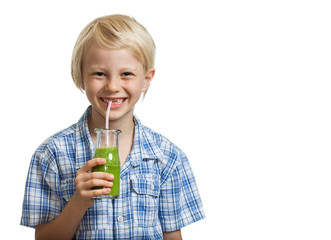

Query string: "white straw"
[[105, 101, 112, 129], [105, 101, 112, 147]]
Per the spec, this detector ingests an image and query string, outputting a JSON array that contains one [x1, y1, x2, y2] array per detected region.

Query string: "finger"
[[89, 188, 111, 198], [86, 179, 113, 189], [90, 172, 114, 181], [76, 178, 113, 194], [80, 187, 111, 199], [77, 158, 106, 175], [76, 172, 114, 184]]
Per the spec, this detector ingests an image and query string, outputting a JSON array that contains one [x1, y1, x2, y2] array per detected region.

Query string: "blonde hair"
[[71, 14, 156, 90]]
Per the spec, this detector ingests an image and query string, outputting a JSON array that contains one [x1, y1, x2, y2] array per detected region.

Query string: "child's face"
[[82, 44, 154, 125]]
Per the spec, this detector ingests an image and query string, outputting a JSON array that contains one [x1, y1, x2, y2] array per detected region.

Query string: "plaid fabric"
[[21, 106, 205, 239]]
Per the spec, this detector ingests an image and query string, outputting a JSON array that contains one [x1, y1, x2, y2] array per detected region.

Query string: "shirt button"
[[118, 216, 124, 222], [151, 185, 154, 191]]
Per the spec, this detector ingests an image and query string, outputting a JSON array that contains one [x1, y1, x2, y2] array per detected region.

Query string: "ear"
[[142, 68, 155, 92]]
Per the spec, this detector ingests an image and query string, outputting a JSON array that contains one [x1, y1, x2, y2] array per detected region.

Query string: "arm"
[[35, 195, 87, 240], [163, 229, 182, 240], [35, 158, 114, 240]]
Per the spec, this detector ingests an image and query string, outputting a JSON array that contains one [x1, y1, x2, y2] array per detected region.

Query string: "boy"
[[21, 14, 205, 239]]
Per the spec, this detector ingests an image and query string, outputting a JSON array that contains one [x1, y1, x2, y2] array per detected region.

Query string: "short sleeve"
[[158, 151, 205, 231], [20, 146, 62, 228]]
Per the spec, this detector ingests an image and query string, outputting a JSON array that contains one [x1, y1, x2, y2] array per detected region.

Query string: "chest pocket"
[[130, 174, 160, 227]]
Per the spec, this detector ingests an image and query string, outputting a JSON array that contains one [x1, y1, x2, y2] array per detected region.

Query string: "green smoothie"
[[91, 147, 120, 198]]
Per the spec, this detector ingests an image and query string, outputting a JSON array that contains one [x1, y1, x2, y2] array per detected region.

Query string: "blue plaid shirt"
[[21, 106, 205, 239]]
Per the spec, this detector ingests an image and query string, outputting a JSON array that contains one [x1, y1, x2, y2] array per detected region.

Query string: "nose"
[[105, 76, 121, 92]]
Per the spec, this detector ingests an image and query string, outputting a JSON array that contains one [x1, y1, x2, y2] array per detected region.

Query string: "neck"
[[88, 107, 135, 144]]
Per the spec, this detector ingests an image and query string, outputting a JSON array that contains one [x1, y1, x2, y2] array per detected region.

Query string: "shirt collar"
[[74, 106, 166, 170]]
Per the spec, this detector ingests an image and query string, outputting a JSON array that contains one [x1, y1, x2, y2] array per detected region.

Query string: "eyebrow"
[[86, 60, 142, 71], [120, 67, 139, 72]]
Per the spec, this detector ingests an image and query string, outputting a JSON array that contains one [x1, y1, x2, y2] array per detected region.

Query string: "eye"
[[121, 72, 133, 77], [95, 72, 106, 77]]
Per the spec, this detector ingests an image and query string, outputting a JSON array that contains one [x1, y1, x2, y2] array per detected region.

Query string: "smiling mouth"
[[101, 98, 126, 104]]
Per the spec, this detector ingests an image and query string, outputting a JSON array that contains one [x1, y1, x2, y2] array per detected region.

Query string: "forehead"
[[83, 44, 143, 70]]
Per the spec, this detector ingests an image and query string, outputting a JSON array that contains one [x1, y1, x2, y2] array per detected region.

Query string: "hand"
[[72, 158, 114, 210]]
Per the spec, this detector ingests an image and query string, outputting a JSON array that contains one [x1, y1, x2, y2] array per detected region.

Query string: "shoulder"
[[33, 124, 77, 168], [140, 123, 188, 167]]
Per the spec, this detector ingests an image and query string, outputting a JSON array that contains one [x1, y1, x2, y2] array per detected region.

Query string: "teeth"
[[113, 99, 124, 104], [102, 98, 124, 104]]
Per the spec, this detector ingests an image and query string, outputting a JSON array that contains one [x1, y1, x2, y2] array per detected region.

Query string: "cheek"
[[84, 88, 95, 104], [125, 80, 144, 94], [85, 78, 103, 92], [84, 80, 101, 100]]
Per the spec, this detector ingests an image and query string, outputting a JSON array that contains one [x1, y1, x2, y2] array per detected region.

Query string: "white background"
[[1, 0, 331, 239]]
